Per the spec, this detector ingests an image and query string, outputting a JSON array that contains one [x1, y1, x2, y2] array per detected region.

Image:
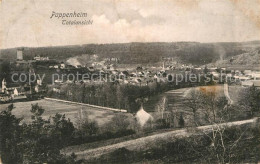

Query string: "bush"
[[155, 119, 170, 129]]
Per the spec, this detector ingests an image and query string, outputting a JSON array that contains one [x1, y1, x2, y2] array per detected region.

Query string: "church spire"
[[2, 78, 7, 93]]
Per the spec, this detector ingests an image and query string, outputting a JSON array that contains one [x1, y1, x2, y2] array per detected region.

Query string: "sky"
[[0, 0, 260, 49]]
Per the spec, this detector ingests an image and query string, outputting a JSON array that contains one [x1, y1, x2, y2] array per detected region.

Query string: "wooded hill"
[[1, 41, 260, 65]]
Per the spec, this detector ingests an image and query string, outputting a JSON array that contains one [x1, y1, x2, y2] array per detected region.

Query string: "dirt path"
[[224, 83, 234, 105], [64, 118, 258, 160]]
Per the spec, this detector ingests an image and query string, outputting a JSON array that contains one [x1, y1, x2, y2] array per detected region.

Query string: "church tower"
[[2, 78, 7, 93]]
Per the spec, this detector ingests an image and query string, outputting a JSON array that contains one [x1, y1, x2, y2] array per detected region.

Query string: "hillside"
[[1, 41, 260, 65], [207, 50, 260, 70], [62, 118, 257, 161]]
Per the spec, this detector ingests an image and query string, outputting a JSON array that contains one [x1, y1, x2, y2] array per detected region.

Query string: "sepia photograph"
[[0, 0, 260, 163]]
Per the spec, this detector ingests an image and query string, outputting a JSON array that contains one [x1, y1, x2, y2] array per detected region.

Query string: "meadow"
[[0, 99, 120, 125]]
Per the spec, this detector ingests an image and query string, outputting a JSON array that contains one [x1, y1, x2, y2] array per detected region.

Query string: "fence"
[[44, 97, 128, 113]]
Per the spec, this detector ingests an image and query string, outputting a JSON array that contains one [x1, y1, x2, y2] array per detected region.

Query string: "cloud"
[[0, 0, 260, 49]]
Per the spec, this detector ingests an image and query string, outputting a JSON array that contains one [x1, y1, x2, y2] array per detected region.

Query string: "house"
[[194, 67, 202, 70], [34, 84, 46, 93], [0, 93, 12, 103], [135, 106, 153, 127], [252, 72, 260, 80], [226, 73, 233, 78], [111, 70, 119, 75], [37, 79, 42, 86], [87, 67, 95, 72], [252, 80, 260, 89], [13, 88, 19, 96], [53, 87, 61, 93], [1, 79, 22, 95], [13, 87, 27, 96], [212, 71, 220, 76], [35, 85, 40, 93], [60, 62, 66, 69], [137, 71, 144, 77], [54, 65, 59, 69], [241, 81, 253, 87], [238, 76, 251, 82], [54, 79, 63, 84], [244, 70, 252, 75], [130, 72, 137, 77]]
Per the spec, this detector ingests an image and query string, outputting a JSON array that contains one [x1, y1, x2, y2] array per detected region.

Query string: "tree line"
[[47, 82, 171, 113]]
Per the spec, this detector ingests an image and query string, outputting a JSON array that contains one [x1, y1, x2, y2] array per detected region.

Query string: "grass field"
[[0, 99, 123, 125]]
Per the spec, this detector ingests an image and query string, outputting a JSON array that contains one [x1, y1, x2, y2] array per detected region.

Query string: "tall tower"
[[17, 49, 23, 60], [2, 78, 7, 93]]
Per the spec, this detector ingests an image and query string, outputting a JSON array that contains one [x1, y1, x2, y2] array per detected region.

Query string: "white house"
[[136, 106, 153, 127], [13, 88, 19, 96], [60, 63, 66, 69]]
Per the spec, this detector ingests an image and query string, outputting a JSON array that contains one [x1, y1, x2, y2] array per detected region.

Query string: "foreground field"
[[0, 99, 121, 125]]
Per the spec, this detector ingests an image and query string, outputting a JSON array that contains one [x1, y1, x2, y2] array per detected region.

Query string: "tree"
[[75, 109, 99, 137], [0, 103, 81, 163], [186, 87, 228, 125], [238, 86, 260, 117], [179, 113, 185, 128], [155, 96, 171, 129], [51, 113, 75, 148], [156, 96, 168, 119], [0, 61, 11, 82], [0, 104, 22, 164], [186, 89, 203, 125], [30, 103, 45, 120], [183, 87, 259, 163], [105, 113, 130, 133], [116, 85, 124, 109]]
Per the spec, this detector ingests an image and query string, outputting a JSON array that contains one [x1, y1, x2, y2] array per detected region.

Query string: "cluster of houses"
[[205, 67, 260, 88], [236, 70, 260, 88], [52, 64, 176, 85], [0, 78, 45, 103]]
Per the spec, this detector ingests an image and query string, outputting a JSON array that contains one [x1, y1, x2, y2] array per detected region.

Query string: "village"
[[1, 49, 260, 104]]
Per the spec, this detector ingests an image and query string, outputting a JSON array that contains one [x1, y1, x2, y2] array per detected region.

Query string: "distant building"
[[37, 79, 42, 86], [1, 79, 30, 97], [34, 56, 49, 61], [253, 72, 260, 80], [244, 70, 252, 75], [54, 65, 59, 69], [105, 57, 119, 63], [60, 62, 66, 69], [241, 81, 253, 87]]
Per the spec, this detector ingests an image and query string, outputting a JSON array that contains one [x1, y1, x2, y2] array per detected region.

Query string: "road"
[[64, 117, 258, 160]]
